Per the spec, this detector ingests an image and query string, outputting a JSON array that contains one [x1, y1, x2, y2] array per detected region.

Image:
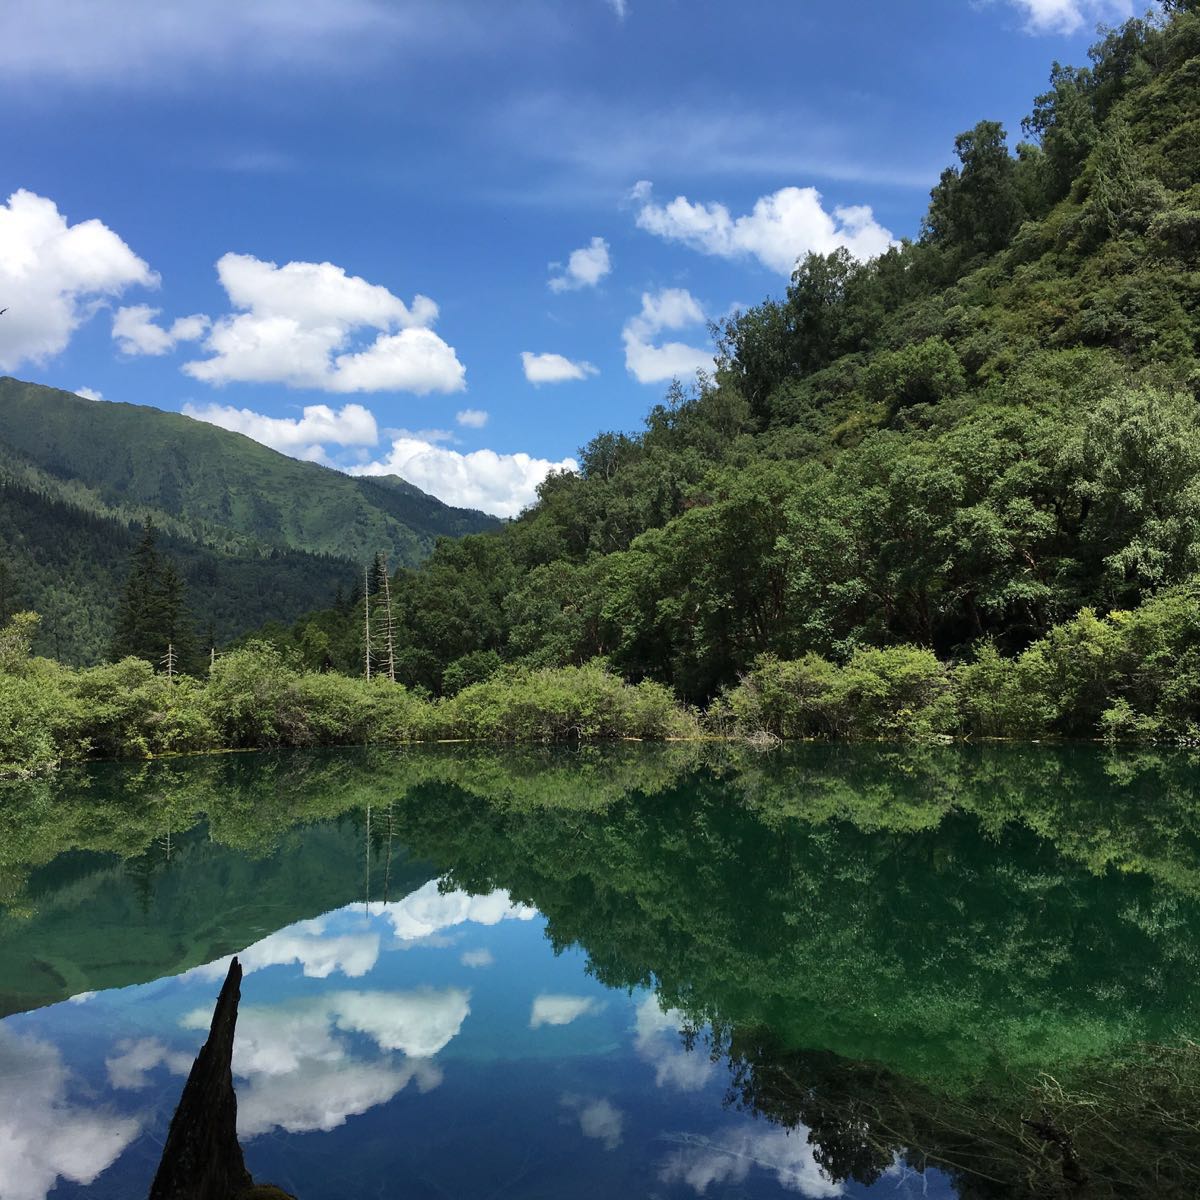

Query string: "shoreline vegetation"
[[4, 581, 1200, 775]]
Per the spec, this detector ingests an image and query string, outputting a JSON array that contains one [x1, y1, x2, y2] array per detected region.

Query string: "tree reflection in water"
[[5, 742, 1200, 1197]]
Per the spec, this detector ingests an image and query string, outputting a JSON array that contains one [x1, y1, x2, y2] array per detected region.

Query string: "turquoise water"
[[2, 744, 1199, 1197]]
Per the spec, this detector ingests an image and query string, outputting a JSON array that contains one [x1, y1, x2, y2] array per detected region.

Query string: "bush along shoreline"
[[4, 583, 1200, 776]]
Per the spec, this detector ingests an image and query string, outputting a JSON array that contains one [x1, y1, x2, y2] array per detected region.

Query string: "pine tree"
[[0, 561, 16, 623], [110, 521, 198, 670], [111, 521, 163, 662], [159, 560, 199, 672]]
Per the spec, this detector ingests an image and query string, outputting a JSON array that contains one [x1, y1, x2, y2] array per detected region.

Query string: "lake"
[[1, 743, 1198, 1198]]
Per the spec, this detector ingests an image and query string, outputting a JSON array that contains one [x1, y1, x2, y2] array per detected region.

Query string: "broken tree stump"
[[148, 956, 295, 1200]]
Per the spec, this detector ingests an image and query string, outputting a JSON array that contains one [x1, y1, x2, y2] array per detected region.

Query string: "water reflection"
[[2, 743, 1200, 1197], [0, 1027, 140, 1200]]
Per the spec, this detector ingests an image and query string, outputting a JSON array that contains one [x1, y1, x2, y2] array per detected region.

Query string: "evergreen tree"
[[111, 522, 164, 663], [110, 521, 198, 669], [160, 560, 199, 673]]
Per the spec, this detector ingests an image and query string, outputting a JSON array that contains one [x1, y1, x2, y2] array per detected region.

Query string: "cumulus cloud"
[[239, 1054, 441, 1137], [0, 189, 156, 371], [74, 387, 104, 402], [1003, 0, 1131, 34], [179, 988, 461, 1138], [105, 1038, 193, 1090], [657, 1126, 844, 1196], [562, 1095, 624, 1150], [635, 184, 894, 275], [530, 994, 605, 1029], [0, 1028, 141, 1200], [622, 288, 713, 385], [461, 947, 495, 968], [521, 351, 599, 384], [112, 304, 209, 355], [372, 881, 537, 942], [633, 995, 715, 1092], [351, 437, 577, 518], [181, 252, 465, 394], [456, 407, 489, 428], [332, 988, 471, 1057], [182, 400, 379, 460], [189, 914, 382, 982], [548, 236, 611, 292]]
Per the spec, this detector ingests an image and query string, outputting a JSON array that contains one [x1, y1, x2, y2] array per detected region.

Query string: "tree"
[[924, 121, 1024, 257], [110, 522, 197, 670]]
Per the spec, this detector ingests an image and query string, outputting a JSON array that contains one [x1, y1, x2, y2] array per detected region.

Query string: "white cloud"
[[331, 988, 471, 1057], [607, 0, 629, 18], [105, 1038, 192, 1090], [189, 914, 381, 982], [636, 185, 894, 275], [74, 387, 104, 402], [238, 1054, 440, 1137], [530, 994, 604, 1029], [621, 288, 713, 385], [627, 179, 653, 204], [562, 1095, 624, 1150], [180, 988, 460, 1138], [112, 304, 209, 355], [183, 401, 379, 457], [456, 407, 489, 428], [633, 995, 715, 1093], [352, 437, 577, 518], [173, 393, 571, 513], [0, 189, 156, 371], [548, 236, 611, 292], [181, 252, 465, 394], [657, 1126, 844, 1196], [372, 881, 537, 941], [460, 947, 495, 968], [1003, 0, 1131, 34], [521, 351, 599, 384], [0, 1028, 141, 1200]]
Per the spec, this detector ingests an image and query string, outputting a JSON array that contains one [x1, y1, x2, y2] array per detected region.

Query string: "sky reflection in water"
[[0, 876, 949, 1200]]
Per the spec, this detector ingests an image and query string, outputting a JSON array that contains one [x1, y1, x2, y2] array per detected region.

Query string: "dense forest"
[[249, 5, 1200, 726], [0, 379, 497, 663]]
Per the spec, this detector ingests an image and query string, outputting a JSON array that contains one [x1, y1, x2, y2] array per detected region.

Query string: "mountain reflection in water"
[[1, 743, 1199, 1198]]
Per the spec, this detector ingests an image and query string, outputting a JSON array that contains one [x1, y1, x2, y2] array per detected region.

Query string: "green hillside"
[[263, 6, 1200, 726], [0, 379, 497, 662]]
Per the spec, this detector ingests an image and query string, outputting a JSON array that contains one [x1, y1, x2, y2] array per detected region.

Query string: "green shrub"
[[725, 654, 841, 738], [833, 645, 957, 739], [728, 647, 955, 741], [442, 663, 696, 741], [863, 337, 966, 416], [0, 664, 71, 775], [203, 642, 306, 747]]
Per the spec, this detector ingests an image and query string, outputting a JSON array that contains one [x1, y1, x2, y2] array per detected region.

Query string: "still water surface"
[[2, 744, 1199, 1198]]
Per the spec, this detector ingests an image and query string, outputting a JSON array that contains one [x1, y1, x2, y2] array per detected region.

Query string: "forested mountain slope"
[[270, 5, 1200, 713], [0, 379, 497, 662]]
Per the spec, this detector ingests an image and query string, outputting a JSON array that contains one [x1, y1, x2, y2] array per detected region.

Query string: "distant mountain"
[[0, 378, 499, 663]]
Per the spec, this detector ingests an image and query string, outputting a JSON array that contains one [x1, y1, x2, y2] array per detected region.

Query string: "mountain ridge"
[[0, 377, 498, 661]]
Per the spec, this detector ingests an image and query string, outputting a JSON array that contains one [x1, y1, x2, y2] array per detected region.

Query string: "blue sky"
[[0, 0, 1130, 514]]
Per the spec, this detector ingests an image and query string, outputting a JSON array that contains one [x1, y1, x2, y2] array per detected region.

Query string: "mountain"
[[259, 5, 1200, 706], [0, 378, 499, 662]]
